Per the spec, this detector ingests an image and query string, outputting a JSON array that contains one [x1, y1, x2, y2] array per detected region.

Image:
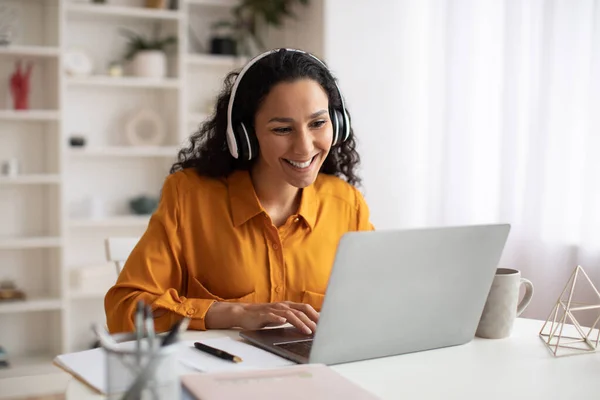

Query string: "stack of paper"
[[54, 347, 107, 394], [53, 336, 295, 394]]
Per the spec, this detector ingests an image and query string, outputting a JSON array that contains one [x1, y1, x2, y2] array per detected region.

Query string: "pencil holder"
[[102, 332, 181, 400]]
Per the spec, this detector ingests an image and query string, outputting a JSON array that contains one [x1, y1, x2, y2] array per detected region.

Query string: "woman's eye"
[[273, 127, 292, 134], [311, 120, 327, 129]]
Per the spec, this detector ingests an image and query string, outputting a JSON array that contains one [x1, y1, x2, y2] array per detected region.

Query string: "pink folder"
[[182, 364, 380, 400]]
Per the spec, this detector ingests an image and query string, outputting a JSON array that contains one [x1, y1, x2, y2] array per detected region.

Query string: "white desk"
[[65, 318, 600, 399]]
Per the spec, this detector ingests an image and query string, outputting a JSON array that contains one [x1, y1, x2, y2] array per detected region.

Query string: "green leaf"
[[119, 27, 176, 60], [212, 20, 234, 30], [210, 0, 310, 54]]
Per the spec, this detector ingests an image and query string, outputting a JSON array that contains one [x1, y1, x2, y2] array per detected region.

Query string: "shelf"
[[0, 237, 63, 250], [0, 110, 60, 122], [0, 354, 60, 379], [0, 45, 60, 59], [69, 215, 151, 228], [66, 3, 181, 21], [0, 174, 61, 185], [187, 0, 238, 7], [187, 53, 246, 68], [68, 290, 107, 300], [0, 298, 63, 314], [68, 146, 178, 158], [66, 75, 180, 89]]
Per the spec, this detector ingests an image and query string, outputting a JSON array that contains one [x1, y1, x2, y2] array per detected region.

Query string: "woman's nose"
[[292, 128, 314, 156]]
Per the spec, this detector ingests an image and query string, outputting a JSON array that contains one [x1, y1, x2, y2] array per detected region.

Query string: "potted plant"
[[120, 25, 176, 78], [209, 22, 238, 56], [210, 0, 309, 57]]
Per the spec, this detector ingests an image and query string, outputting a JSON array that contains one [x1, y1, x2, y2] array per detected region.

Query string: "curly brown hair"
[[170, 49, 362, 187]]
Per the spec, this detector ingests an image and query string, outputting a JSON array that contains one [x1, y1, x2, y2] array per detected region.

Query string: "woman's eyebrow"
[[268, 109, 328, 123]]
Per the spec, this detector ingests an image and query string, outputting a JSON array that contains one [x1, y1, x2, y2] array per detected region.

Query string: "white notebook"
[[53, 347, 107, 394], [182, 364, 381, 400], [54, 336, 294, 394], [178, 337, 294, 373]]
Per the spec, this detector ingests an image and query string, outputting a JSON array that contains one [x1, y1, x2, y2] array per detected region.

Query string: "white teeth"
[[286, 157, 313, 168]]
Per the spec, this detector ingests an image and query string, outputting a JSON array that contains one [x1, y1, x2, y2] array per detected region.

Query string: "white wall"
[[322, 0, 600, 329], [323, 0, 442, 230]]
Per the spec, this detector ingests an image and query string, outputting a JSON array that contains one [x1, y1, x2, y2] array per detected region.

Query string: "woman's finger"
[[289, 308, 317, 334], [287, 302, 320, 323], [274, 309, 313, 335]]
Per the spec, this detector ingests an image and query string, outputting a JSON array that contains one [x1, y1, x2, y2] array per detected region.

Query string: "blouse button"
[[272, 243, 279, 250], [187, 308, 196, 316], [275, 286, 283, 293]]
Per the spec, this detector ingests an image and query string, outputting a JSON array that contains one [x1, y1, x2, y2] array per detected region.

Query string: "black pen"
[[193, 342, 243, 363]]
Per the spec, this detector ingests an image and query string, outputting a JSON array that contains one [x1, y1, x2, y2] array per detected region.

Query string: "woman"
[[105, 48, 373, 335]]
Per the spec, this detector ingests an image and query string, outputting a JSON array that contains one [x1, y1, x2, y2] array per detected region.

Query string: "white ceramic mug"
[[476, 268, 534, 339]]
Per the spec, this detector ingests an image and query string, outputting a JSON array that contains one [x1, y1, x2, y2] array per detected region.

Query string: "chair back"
[[104, 237, 138, 277]]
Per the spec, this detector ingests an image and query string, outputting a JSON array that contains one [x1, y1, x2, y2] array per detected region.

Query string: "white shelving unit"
[[0, 0, 63, 383], [68, 290, 107, 300], [0, 0, 241, 382], [68, 146, 178, 158], [61, 0, 178, 357], [0, 299, 63, 314], [187, 53, 245, 67], [0, 174, 61, 185], [0, 110, 61, 122], [0, 237, 63, 250], [0, 45, 61, 59], [187, 0, 238, 6], [69, 215, 150, 228], [66, 75, 181, 89], [66, 2, 181, 21], [0, 354, 60, 379], [0, 0, 322, 385], [58, 0, 248, 356]]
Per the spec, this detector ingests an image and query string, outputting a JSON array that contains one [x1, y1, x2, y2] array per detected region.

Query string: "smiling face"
[[252, 79, 333, 189]]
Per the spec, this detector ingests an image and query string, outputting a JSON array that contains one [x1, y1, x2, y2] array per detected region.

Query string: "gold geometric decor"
[[539, 265, 600, 357]]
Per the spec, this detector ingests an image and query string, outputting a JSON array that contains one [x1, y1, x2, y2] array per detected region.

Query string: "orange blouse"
[[105, 169, 373, 333]]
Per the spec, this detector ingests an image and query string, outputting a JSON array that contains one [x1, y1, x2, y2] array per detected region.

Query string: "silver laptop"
[[239, 224, 510, 365]]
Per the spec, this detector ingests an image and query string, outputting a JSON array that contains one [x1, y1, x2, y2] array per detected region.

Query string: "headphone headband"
[[226, 48, 350, 159]]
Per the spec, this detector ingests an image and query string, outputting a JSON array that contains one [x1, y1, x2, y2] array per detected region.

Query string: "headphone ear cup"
[[234, 123, 250, 161], [246, 125, 259, 160], [331, 109, 345, 146], [235, 123, 259, 161]]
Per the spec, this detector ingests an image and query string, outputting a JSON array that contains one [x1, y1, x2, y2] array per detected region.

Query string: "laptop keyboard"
[[275, 340, 313, 358]]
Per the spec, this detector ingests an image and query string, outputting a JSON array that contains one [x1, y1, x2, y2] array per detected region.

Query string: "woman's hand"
[[205, 301, 319, 335]]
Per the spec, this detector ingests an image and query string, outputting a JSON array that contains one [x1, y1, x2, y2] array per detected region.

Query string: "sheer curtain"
[[325, 0, 600, 322]]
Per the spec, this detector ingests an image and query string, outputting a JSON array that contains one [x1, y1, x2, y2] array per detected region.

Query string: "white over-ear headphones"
[[226, 48, 351, 160]]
